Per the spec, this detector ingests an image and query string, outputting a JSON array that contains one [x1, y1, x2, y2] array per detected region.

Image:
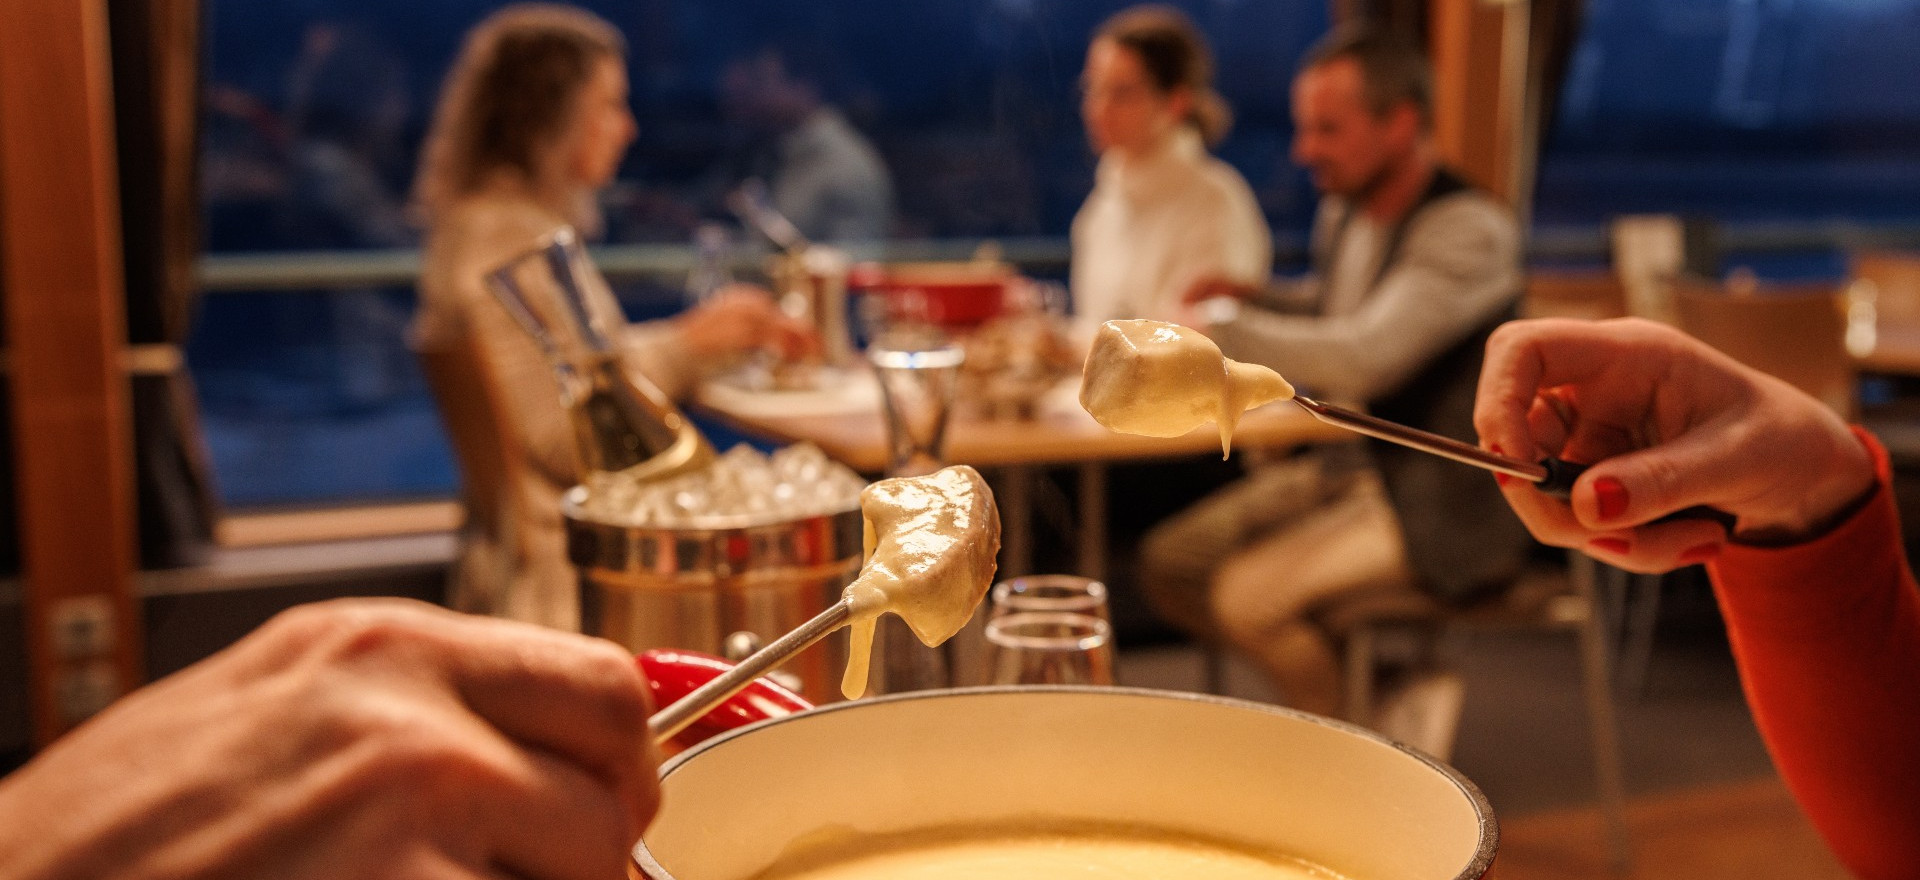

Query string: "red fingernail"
[[1589, 537, 1631, 555], [1679, 544, 1722, 565], [1594, 478, 1630, 520]]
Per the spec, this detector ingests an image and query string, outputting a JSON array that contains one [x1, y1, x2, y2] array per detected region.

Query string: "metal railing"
[[195, 222, 1920, 293], [196, 236, 1089, 292]]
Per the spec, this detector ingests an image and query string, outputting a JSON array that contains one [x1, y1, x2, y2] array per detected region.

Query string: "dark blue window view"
[[192, 0, 1329, 507], [198, 1, 1329, 253], [190, 0, 1920, 508], [1533, 0, 1920, 263]]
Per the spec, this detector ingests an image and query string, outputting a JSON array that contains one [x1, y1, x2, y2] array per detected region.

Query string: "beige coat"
[[413, 176, 694, 630]]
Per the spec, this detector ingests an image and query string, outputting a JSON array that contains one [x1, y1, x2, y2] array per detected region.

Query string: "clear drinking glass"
[[863, 334, 962, 691], [990, 575, 1110, 621], [984, 611, 1115, 686], [868, 341, 964, 477]]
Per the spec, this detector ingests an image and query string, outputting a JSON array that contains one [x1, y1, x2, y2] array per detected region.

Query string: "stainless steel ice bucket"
[[563, 486, 863, 704]]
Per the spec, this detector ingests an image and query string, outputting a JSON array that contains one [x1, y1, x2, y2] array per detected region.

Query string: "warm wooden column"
[[1429, 0, 1527, 207], [0, 0, 144, 745]]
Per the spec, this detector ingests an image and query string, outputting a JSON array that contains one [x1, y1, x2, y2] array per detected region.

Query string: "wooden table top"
[[693, 375, 1350, 473]]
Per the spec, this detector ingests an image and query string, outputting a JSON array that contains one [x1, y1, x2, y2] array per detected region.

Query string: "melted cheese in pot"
[[1079, 319, 1294, 456], [750, 823, 1351, 880], [837, 465, 1000, 699]]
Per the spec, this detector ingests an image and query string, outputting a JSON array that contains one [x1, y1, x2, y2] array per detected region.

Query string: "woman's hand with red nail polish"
[[1475, 318, 1874, 572]]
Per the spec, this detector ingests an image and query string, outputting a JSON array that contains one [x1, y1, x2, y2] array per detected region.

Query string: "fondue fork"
[[648, 600, 851, 745], [1287, 394, 1737, 530]]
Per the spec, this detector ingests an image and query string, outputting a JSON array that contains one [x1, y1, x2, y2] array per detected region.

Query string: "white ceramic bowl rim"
[[637, 685, 1498, 880]]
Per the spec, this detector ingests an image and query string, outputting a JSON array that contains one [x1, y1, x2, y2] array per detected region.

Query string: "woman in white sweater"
[[1071, 5, 1272, 329], [410, 5, 808, 629]]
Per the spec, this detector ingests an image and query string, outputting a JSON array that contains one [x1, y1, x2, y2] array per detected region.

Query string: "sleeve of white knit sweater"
[[1149, 168, 1274, 323], [1203, 194, 1521, 403]]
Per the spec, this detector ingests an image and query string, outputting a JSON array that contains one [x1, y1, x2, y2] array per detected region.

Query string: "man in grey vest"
[[1143, 25, 1531, 754]]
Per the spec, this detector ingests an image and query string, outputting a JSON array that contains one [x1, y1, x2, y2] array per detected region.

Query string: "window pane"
[[190, 287, 452, 506], [194, 0, 1330, 507], [1536, 0, 1920, 231], [199, 0, 1330, 253]]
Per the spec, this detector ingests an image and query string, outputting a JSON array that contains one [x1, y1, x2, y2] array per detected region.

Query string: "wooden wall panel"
[[1430, 0, 1520, 205], [0, 0, 144, 745]]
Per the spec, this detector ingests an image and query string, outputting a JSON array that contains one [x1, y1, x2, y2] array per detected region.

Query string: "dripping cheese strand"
[[835, 465, 1000, 699]]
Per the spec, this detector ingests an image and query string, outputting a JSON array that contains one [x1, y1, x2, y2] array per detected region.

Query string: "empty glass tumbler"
[[990, 575, 1110, 621], [868, 341, 964, 478], [984, 611, 1115, 686]]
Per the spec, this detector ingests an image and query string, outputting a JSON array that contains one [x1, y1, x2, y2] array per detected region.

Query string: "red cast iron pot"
[[637, 649, 812, 756], [849, 261, 1012, 329]]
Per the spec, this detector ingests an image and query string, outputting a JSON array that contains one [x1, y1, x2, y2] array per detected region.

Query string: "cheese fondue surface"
[[1079, 319, 1294, 455], [749, 823, 1350, 880], [838, 465, 1000, 698]]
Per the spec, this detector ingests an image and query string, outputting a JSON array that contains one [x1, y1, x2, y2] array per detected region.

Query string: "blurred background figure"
[[282, 21, 421, 412], [1143, 25, 1531, 749], [1070, 4, 1270, 330], [198, 82, 292, 252], [282, 20, 415, 250], [718, 41, 894, 245], [410, 4, 811, 630]]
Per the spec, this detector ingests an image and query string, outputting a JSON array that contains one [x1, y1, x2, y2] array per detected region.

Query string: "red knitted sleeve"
[[1709, 427, 1920, 880]]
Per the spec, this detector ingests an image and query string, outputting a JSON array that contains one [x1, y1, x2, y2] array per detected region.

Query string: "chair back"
[[1610, 215, 1716, 325], [1672, 276, 1855, 416], [415, 335, 519, 540], [1523, 271, 1628, 321], [1851, 249, 1920, 329]]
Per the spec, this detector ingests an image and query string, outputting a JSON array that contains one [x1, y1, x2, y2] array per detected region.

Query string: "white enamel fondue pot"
[[632, 686, 1497, 880]]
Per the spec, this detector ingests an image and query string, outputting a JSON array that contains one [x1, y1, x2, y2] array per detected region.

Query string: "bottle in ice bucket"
[[486, 226, 714, 485]]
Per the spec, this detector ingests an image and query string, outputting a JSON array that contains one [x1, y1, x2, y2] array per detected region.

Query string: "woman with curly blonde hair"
[[412, 4, 809, 629]]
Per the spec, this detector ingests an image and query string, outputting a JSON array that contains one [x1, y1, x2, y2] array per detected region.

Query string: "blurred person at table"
[[1069, 4, 1271, 330], [1475, 317, 1919, 880], [718, 40, 894, 245], [281, 21, 426, 411], [281, 20, 415, 250], [1141, 25, 1530, 747], [411, 4, 813, 630], [0, 598, 660, 880]]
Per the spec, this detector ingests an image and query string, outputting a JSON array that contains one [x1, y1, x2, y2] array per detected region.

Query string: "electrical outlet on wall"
[[49, 595, 116, 660]]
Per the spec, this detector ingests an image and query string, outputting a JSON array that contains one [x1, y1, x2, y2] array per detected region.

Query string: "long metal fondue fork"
[[648, 600, 852, 746], [1288, 394, 1736, 529]]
